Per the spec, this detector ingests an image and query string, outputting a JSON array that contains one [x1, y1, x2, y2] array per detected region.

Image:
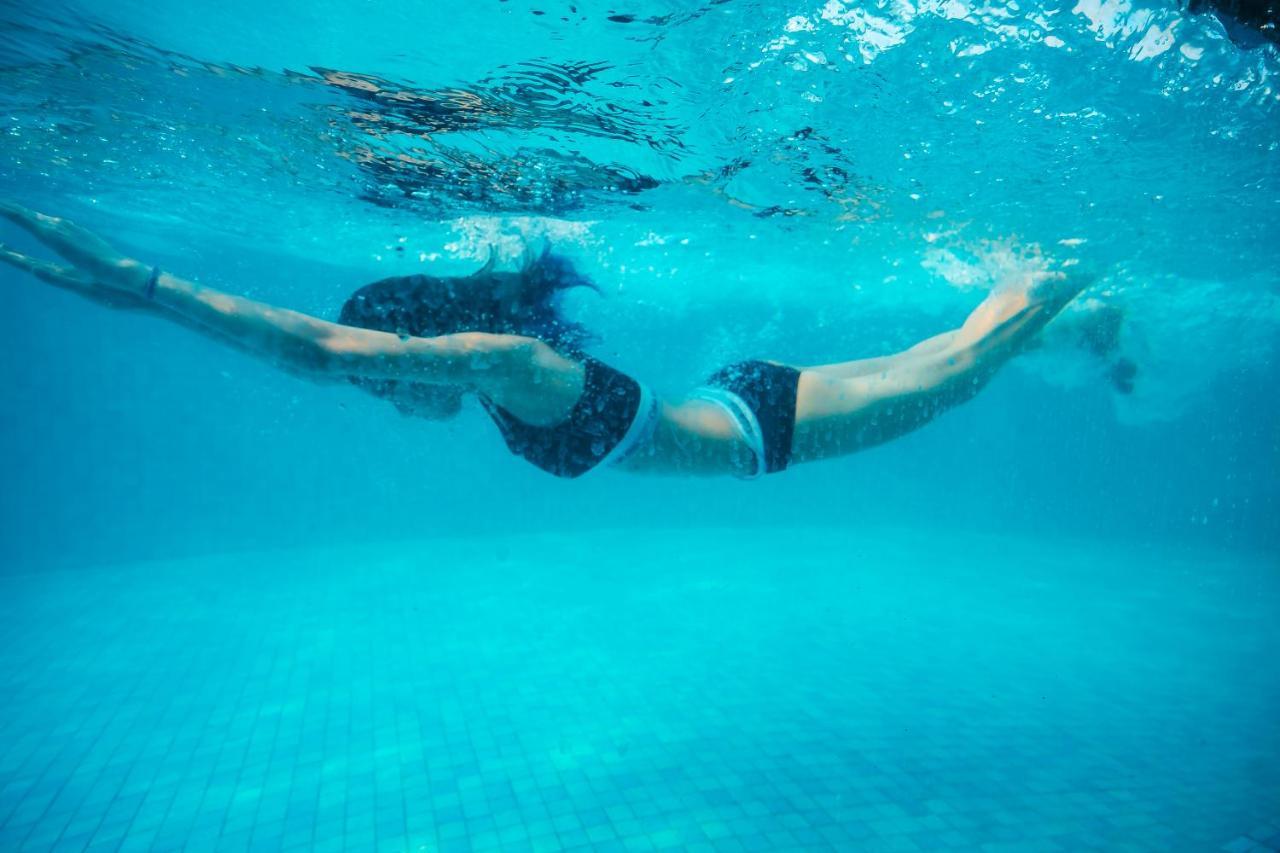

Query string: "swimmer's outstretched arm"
[[0, 219, 320, 375], [0, 203, 581, 417]]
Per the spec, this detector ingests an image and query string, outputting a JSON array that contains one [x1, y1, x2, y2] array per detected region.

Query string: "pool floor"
[[1, 527, 1277, 852]]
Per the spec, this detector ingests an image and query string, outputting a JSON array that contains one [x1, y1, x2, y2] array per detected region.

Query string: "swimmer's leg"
[[790, 271, 1085, 464], [802, 330, 958, 379]]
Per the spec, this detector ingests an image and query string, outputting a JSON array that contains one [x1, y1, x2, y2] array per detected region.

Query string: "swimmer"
[[1, 201, 1094, 479]]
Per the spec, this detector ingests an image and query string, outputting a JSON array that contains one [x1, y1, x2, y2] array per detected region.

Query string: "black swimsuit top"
[[479, 355, 646, 479]]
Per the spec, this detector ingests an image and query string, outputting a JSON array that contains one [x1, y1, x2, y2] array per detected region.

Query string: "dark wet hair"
[[337, 247, 598, 417]]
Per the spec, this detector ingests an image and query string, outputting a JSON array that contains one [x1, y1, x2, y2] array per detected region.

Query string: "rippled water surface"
[[3, 1, 1277, 264]]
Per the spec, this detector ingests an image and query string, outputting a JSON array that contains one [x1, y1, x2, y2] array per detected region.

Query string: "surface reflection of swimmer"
[[347, 142, 657, 211], [317, 68, 506, 137], [2, 201, 1122, 479], [315, 61, 667, 149], [318, 68, 661, 210]]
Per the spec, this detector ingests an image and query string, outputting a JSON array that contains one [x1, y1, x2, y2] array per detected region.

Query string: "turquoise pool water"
[[1, 1, 1278, 851]]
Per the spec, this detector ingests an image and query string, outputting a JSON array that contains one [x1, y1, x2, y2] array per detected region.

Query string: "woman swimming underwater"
[[0, 201, 1104, 479]]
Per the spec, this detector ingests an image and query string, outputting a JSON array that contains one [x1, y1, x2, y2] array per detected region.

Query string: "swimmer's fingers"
[[0, 243, 148, 310], [0, 201, 124, 264], [0, 201, 145, 292]]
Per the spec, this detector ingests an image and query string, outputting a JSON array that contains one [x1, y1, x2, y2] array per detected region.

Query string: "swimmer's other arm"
[[147, 270, 542, 391], [0, 201, 548, 396]]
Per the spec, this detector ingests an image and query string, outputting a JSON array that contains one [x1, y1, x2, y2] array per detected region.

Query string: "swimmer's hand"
[[0, 201, 152, 306]]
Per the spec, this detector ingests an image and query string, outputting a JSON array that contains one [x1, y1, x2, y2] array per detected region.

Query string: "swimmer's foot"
[[1027, 267, 1091, 313], [956, 267, 1091, 350]]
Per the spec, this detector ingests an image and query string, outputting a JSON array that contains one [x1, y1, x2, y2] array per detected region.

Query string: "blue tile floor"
[[0, 526, 1277, 852]]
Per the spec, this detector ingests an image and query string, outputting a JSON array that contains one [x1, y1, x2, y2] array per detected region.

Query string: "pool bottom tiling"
[[1, 527, 1276, 852]]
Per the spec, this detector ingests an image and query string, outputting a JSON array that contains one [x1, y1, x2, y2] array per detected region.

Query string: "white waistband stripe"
[[599, 384, 658, 472], [692, 387, 765, 479]]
